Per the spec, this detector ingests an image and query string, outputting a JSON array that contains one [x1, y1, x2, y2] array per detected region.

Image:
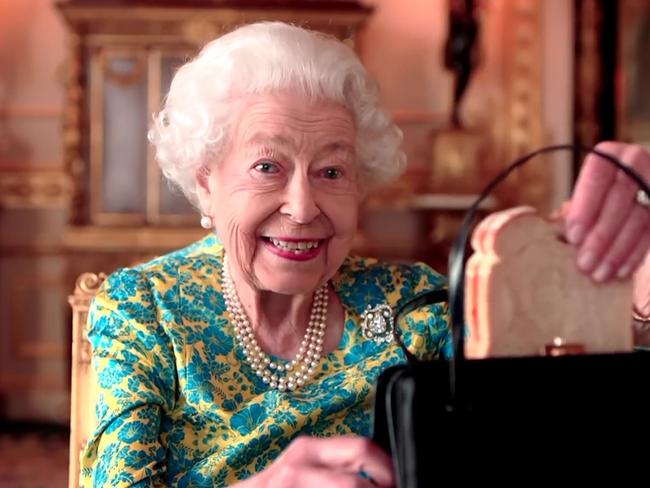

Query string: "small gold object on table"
[[430, 127, 493, 195], [543, 337, 586, 357]]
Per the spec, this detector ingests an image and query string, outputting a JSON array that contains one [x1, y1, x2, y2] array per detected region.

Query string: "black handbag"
[[371, 145, 650, 486]]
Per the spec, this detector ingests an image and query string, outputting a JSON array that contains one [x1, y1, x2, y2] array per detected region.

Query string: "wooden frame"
[[67, 272, 106, 488], [617, 0, 650, 146]]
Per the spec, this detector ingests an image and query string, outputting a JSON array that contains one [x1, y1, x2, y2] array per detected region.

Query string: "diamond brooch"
[[361, 304, 394, 344]]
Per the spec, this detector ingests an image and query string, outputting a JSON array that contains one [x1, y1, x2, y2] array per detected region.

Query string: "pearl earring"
[[200, 215, 213, 229]]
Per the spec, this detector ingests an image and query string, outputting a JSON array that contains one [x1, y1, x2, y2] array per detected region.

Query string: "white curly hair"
[[148, 21, 406, 208]]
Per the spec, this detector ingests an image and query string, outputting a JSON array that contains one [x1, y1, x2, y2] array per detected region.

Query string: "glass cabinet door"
[[88, 47, 195, 226]]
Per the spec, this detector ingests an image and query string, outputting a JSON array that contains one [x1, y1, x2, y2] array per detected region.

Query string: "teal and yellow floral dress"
[[81, 234, 449, 487]]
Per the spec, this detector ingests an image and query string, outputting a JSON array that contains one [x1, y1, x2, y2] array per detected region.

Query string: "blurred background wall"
[[1, 0, 70, 422]]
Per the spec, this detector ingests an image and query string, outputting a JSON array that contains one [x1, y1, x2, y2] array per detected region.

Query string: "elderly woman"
[[82, 22, 650, 487]]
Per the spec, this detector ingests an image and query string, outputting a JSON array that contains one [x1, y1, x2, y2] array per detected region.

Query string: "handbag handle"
[[444, 143, 650, 408], [393, 288, 449, 364]]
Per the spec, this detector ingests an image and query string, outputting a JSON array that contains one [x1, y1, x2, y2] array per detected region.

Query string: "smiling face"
[[196, 91, 360, 295]]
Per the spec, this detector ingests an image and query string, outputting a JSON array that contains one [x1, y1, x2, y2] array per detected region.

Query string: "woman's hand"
[[565, 141, 650, 282], [237, 435, 395, 488]]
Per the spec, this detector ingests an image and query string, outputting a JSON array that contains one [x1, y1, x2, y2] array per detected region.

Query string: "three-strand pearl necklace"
[[221, 255, 328, 391]]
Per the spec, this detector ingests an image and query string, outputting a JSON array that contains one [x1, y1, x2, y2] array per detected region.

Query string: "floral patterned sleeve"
[[395, 261, 452, 361], [81, 268, 177, 487]]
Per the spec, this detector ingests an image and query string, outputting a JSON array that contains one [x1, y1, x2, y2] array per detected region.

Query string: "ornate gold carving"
[[617, 0, 650, 144], [61, 31, 86, 224], [431, 128, 493, 194], [493, 0, 549, 208], [74, 272, 107, 296], [575, 0, 601, 147], [89, 47, 106, 224], [57, 5, 369, 36], [0, 169, 72, 209]]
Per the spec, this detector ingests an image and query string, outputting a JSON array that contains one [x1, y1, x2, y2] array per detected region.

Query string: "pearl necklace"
[[221, 255, 328, 391]]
